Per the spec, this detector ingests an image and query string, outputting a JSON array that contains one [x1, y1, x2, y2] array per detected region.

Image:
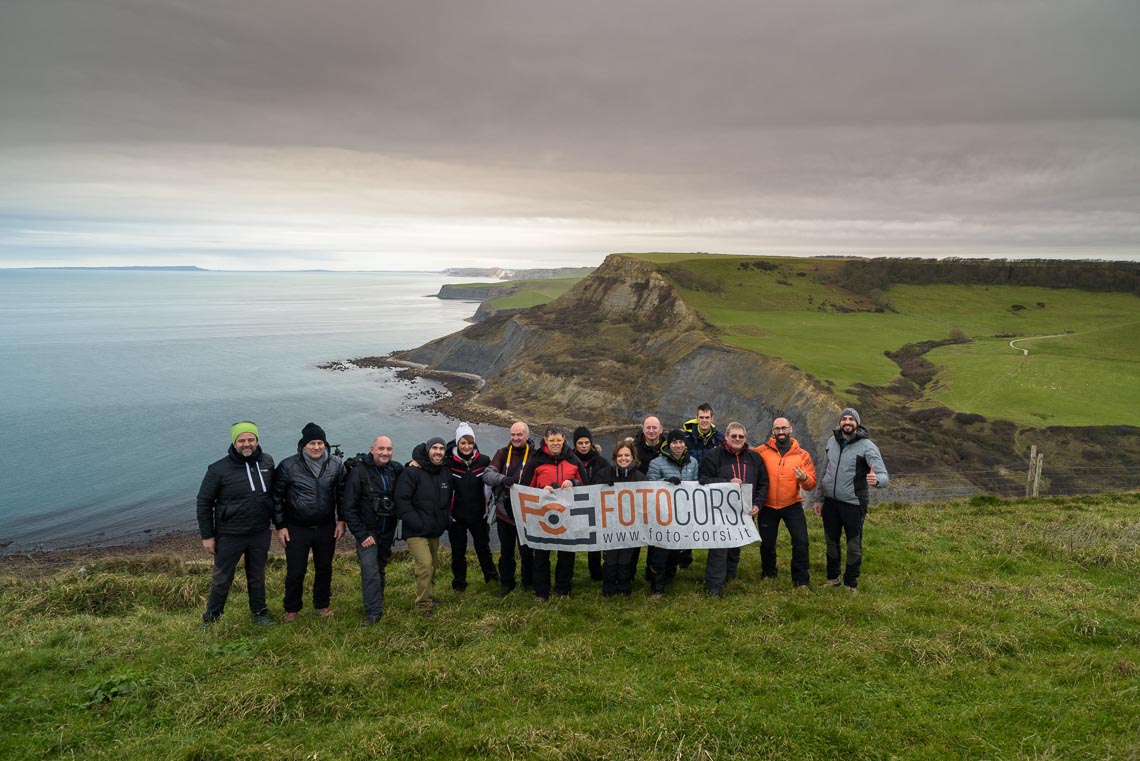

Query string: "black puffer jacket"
[[196, 446, 276, 538], [577, 447, 615, 486], [341, 454, 404, 542], [613, 463, 648, 485], [445, 443, 491, 523], [272, 450, 345, 528], [395, 447, 453, 538]]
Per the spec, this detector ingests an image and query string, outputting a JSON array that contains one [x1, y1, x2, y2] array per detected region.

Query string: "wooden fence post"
[[1026, 445, 1037, 497], [1032, 453, 1044, 498]]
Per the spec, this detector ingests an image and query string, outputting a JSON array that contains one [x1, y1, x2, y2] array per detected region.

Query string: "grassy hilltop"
[[632, 254, 1139, 428], [2, 493, 1137, 759]]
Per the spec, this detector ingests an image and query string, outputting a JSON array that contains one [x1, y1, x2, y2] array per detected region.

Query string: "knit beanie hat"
[[455, 422, 476, 444], [666, 429, 687, 444], [298, 422, 327, 449], [573, 426, 592, 444], [839, 408, 861, 426], [231, 421, 259, 444], [425, 436, 446, 450]]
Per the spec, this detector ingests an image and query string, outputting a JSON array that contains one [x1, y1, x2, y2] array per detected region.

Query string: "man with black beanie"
[[273, 422, 346, 621]]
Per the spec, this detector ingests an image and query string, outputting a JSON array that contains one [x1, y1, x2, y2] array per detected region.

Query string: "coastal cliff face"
[[394, 254, 849, 465], [375, 254, 1140, 499]]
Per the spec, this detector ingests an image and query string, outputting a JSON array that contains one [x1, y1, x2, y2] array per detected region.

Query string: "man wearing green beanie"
[[196, 421, 277, 628]]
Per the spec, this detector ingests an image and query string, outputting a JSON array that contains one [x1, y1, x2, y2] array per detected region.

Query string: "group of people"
[[195, 405, 888, 628]]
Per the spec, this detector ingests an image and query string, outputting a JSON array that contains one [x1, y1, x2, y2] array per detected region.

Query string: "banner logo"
[[511, 482, 758, 551]]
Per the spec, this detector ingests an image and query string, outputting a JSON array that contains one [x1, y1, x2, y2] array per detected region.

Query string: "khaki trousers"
[[406, 536, 439, 609]]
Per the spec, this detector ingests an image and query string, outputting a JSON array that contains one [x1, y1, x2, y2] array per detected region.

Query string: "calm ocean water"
[[0, 270, 506, 550]]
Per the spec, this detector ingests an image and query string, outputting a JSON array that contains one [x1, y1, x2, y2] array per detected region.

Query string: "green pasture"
[[926, 333, 1140, 426], [489, 277, 583, 309], [1, 493, 1137, 759], [715, 310, 935, 389], [647, 257, 1140, 423], [443, 282, 505, 292]]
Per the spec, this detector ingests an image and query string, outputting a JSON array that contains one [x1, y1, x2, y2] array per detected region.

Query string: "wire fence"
[[869, 461, 1140, 503]]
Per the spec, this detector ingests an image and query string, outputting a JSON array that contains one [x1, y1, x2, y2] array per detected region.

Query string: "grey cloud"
[[0, 0, 1138, 265]]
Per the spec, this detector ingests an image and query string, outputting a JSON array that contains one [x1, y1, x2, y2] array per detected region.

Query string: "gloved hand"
[[500, 477, 514, 488], [666, 476, 682, 485]]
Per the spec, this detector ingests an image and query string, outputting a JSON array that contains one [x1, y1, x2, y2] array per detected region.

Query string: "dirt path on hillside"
[[1008, 333, 1069, 355]]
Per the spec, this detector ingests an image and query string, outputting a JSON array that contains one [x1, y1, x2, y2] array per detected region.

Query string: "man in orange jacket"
[[754, 417, 817, 590]]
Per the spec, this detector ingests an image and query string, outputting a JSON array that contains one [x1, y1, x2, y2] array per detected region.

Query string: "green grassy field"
[[641, 256, 1140, 426], [2, 493, 1137, 760], [488, 277, 583, 309]]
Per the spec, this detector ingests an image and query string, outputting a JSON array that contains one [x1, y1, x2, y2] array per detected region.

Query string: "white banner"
[[510, 482, 759, 551]]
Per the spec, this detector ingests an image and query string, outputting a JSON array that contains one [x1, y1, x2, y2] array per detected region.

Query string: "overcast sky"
[[1, 0, 1138, 269]]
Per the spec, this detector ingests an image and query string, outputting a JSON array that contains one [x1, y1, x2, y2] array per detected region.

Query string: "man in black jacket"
[[273, 422, 346, 622], [196, 421, 276, 628], [699, 422, 767, 597], [342, 435, 403, 626], [395, 436, 452, 616]]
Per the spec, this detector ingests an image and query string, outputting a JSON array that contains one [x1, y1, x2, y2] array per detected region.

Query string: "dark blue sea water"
[[0, 270, 506, 550]]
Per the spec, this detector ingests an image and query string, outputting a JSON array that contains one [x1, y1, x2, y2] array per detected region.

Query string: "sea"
[[0, 270, 508, 551]]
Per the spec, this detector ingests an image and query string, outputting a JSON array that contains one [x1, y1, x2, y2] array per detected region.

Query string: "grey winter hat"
[[425, 436, 446, 449], [839, 408, 861, 426]]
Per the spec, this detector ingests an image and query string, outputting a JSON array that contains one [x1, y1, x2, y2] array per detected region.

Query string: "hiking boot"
[[197, 618, 217, 631], [706, 588, 723, 598], [534, 594, 549, 603], [823, 577, 842, 588], [317, 608, 333, 618], [497, 585, 515, 599], [845, 585, 858, 595], [284, 611, 299, 623], [252, 613, 276, 626], [362, 614, 381, 627]]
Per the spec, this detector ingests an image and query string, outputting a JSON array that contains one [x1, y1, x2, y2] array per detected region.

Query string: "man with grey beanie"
[[813, 408, 889, 592], [395, 436, 453, 615]]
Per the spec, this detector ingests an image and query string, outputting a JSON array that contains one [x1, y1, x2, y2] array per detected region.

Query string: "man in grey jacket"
[[813, 408, 889, 592]]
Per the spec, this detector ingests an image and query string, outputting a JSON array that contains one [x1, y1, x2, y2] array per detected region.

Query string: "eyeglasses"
[[727, 434, 747, 439]]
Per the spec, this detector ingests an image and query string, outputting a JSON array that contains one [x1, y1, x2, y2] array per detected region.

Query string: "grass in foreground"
[[1, 493, 1137, 760]]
